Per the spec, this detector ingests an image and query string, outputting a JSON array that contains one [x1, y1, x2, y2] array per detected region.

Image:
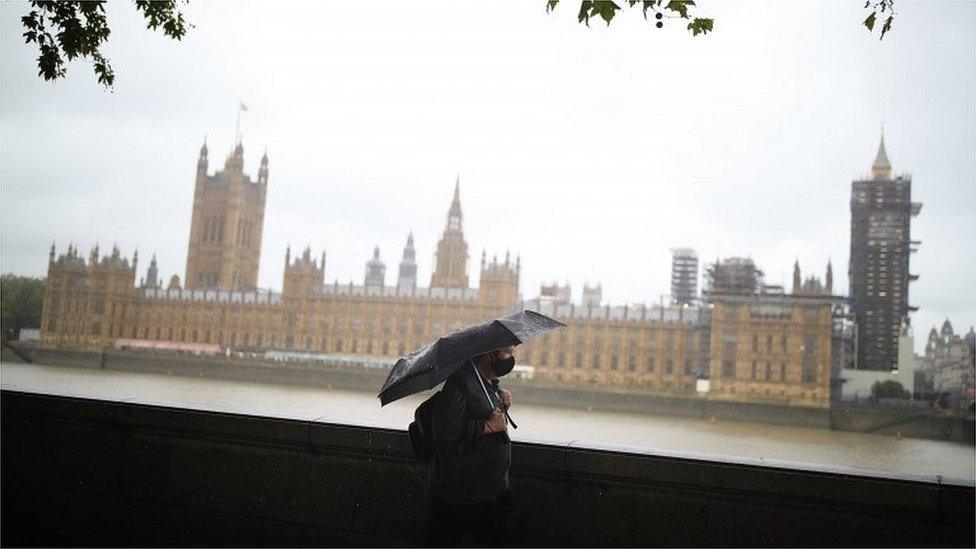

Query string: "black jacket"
[[427, 361, 511, 504]]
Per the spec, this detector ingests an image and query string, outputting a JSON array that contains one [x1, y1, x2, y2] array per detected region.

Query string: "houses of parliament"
[[40, 140, 840, 408]]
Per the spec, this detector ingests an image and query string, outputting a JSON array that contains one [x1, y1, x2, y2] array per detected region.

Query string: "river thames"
[[2, 362, 973, 482]]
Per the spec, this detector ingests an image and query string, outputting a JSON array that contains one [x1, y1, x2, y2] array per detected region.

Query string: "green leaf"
[[577, 0, 594, 25], [879, 15, 893, 39], [863, 12, 876, 31], [665, 0, 695, 19], [687, 17, 713, 36], [594, 1, 621, 25]]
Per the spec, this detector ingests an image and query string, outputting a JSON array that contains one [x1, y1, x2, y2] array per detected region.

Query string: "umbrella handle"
[[473, 362, 517, 430], [504, 409, 518, 430]]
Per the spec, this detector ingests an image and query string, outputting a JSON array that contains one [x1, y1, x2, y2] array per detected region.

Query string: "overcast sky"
[[1, 1, 974, 349]]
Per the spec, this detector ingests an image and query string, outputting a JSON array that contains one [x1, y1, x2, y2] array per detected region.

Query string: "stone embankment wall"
[[3, 390, 973, 547]]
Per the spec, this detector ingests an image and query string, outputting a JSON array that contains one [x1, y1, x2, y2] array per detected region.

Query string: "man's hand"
[[483, 409, 507, 434], [499, 388, 513, 410]]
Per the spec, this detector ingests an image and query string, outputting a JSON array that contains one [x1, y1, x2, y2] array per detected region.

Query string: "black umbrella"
[[378, 309, 565, 406]]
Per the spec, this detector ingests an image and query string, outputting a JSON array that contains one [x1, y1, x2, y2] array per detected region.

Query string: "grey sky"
[[1, 1, 974, 350]]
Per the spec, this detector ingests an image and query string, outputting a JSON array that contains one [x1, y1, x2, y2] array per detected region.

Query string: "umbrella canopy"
[[378, 309, 565, 406]]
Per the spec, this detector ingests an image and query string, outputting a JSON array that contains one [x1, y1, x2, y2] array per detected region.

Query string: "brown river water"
[[2, 362, 973, 482]]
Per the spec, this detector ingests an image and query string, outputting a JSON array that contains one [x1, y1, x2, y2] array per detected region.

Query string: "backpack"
[[408, 391, 441, 461]]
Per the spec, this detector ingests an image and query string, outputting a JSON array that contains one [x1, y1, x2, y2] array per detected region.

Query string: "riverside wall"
[[2, 390, 973, 547]]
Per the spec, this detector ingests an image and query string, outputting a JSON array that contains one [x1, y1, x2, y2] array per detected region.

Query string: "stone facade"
[[915, 320, 976, 399], [185, 142, 267, 291]]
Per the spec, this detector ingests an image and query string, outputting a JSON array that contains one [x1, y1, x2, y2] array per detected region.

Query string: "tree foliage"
[[862, 1, 896, 40], [547, 0, 896, 39], [20, 0, 189, 88], [18, 1, 898, 90], [872, 379, 909, 399], [0, 275, 44, 340]]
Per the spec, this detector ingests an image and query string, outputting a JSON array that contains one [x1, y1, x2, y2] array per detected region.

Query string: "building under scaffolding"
[[670, 248, 699, 305], [704, 257, 764, 297]]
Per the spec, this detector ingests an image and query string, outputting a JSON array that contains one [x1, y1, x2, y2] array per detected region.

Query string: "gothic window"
[[646, 356, 655, 373], [722, 360, 735, 377]]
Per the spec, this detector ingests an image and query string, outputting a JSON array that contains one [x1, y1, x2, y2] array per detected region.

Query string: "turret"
[[825, 259, 833, 294], [282, 246, 326, 299], [365, 246, 386, 289], [397, 232, 417, 291], [145, 254, 159, 288], [198, 138, 209, 175], [479, 249, 520, 305], [225, 142, 245, 173], [792, 259, 801, 294], [258, 148, 269, 185]]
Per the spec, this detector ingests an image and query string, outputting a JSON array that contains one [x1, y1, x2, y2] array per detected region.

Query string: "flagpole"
[[235, 100, 242, 144]]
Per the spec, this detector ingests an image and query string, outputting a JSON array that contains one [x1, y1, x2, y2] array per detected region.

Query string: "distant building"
[[40, 135, 840, 410], [848, 132, 921, 372], [706, 293, 841, 407], [670, 248, 699, 305], [915, 320, 976, 400], [704, 257, 763, 296]]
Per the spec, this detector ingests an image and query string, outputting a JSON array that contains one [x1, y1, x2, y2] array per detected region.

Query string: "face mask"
[[491, 354, 516, 377]]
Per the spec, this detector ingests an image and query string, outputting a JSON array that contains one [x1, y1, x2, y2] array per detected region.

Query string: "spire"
[[825, 259, 833, 294], [869, 128, 892, 180], [792, 259, 801, 294], [398, 233, 417, 291], [449, 176, 462, 219]]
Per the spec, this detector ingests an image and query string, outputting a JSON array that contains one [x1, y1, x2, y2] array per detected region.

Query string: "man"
[[425, 345, 518, 546]]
